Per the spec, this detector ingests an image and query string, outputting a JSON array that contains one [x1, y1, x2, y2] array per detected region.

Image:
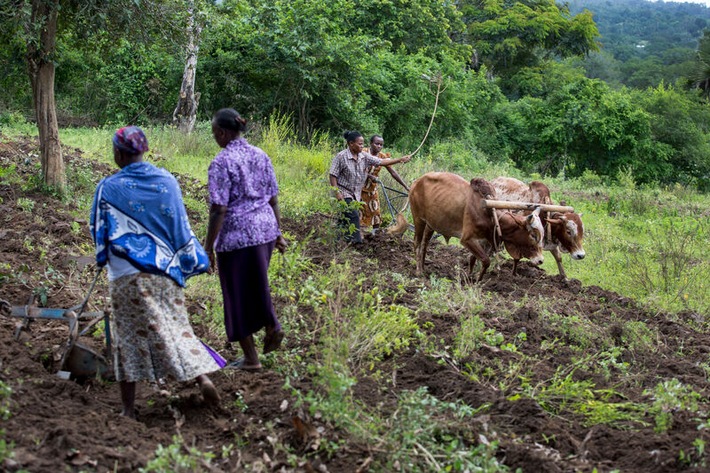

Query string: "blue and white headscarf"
[[90, 162, 208, 287]]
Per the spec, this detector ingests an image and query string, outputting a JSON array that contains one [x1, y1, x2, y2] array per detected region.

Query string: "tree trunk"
[[27, 0, 65, 191], [173, 1, 202, 134]]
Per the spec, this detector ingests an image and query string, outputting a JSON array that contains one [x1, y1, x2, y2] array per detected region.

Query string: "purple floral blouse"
[[208, 138, 280, 252]]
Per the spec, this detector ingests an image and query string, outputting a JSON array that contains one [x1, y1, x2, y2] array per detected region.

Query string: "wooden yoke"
[[483, 200, 575, 214]]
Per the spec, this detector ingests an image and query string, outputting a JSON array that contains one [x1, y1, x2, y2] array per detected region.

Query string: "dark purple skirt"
[[217, 240, 280, 342]]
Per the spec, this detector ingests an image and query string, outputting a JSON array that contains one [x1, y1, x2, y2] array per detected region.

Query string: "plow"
[[0, 269, 111, 380]]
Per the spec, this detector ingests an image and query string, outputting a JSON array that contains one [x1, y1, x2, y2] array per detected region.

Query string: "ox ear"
[[512, 213, 527, 228], [547, 212, 563, 225], [526, 206, 541, 223]]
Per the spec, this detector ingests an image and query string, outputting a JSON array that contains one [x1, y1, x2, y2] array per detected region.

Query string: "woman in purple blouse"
[[205, 108, 288, 371]]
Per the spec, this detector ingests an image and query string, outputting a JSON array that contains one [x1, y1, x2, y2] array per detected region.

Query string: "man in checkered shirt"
[[329, 130, 410, 244]]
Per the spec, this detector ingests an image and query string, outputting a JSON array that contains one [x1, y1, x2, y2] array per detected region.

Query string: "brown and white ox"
[[492, 177, 585, 279], [409, 172, 545, 281]]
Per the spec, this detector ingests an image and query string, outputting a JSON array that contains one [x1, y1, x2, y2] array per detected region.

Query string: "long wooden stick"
[[483, 200, 574, 213]]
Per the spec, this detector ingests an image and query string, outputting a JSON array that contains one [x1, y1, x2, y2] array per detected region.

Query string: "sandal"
[[263, 330, 285, 354], [226, 357, 262, 371]]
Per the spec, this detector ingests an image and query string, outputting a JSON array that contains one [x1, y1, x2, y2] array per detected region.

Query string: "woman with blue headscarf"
[[90, 126, 220, 418]]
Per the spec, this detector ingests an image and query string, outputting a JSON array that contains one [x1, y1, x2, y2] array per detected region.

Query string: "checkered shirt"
[[329, 148, 382, 201]]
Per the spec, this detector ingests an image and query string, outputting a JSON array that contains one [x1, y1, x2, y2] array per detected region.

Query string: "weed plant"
[[417, 274, 487, 318], [0, 380, 14, 464], [624, 218, 708, 313], [316, 261, 418, 373], [524, 366, 647, 429], [140, 435, 216, 473], [645, 379, 704, 433], [543, 310, 611, 351], [377, 387, 509, 473], [455, 315, 505, 359]]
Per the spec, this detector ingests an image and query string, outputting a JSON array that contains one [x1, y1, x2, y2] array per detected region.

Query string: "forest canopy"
[[0, 0, 709, 190]]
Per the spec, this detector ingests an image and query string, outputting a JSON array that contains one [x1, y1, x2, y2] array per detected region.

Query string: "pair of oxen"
[[389, 172, 586, 281]]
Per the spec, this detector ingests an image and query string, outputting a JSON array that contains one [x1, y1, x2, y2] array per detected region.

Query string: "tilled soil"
[[0, 136, 708, 472]]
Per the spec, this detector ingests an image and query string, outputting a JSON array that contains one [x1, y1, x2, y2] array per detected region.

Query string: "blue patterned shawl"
[[90, 162, 209, 287]]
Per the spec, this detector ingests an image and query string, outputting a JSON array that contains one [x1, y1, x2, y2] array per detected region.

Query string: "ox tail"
[[386, 212, 409, 236], [385, 197, 410, 236], [397, 196, 411, 214]]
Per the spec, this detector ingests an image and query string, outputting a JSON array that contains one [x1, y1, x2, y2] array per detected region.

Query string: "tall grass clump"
[[317, 261, 418, 374], [623, 218, 709, 314], [417, 274, 487, 318], [258, 114, 336, 218], [377, 387, 508, 473]]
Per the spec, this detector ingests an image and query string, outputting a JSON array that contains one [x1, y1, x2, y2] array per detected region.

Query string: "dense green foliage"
[[461, 0, 599, 93], [568, 0, 710, 88], [1, 0, 710, 189]]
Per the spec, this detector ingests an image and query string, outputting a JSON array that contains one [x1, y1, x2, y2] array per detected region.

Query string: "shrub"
[[645, 379, 702, 433], [624, 218, 708, 313]]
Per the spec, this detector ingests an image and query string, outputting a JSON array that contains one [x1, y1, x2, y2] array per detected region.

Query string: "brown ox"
[[492, 177, 585, 279], [409, 172, 544, 281]]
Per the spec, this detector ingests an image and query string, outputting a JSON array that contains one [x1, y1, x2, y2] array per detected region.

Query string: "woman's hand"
[[400, 155, 411, 163], [207, 248, 216, 274], [275, 235, 288, 253]]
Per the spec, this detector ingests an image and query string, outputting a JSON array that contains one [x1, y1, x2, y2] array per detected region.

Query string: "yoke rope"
[[391, 72, 448, 219], [410, 72, 447, 158]]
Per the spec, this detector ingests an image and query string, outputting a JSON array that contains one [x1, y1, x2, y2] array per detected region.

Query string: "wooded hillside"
[[1, 0, 709, 190]]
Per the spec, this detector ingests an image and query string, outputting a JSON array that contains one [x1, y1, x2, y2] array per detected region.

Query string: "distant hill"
[[567, 0, 710, 87]]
